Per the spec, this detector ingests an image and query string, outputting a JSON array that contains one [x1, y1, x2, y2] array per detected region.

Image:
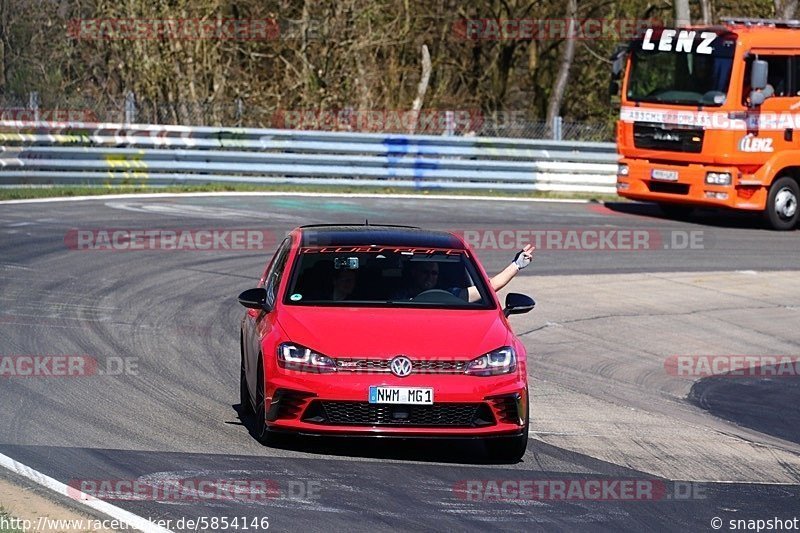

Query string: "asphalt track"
[[0, 194, 799, 532]]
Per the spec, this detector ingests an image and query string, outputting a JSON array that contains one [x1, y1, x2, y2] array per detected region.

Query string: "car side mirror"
[[503, 293, 535, 317], [238, 288, 271, 311]]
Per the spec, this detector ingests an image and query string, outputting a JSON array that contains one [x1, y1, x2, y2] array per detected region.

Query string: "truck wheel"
[[765, 177, 799, 231]]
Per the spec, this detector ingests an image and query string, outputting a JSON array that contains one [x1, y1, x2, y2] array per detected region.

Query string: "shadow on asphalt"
[[602, 201, 773, 230], [234, 403, 528, 465], [688, 367, 800, 445]]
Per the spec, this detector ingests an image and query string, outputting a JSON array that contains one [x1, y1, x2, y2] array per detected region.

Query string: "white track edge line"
[[0, 191, 592, 205], [0, 451, 174, 533]]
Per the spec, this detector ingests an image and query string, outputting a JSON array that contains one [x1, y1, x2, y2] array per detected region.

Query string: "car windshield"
[[284, 246, 493, 308], [626, 32, 736, 106]]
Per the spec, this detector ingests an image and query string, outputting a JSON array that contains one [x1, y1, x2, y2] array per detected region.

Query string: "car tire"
[[253, 354, 269, 442], [658, 202, 694, 219], [765, 176, 799, 231], [239, 333, 253, 416], [485, 414, 529, 464]]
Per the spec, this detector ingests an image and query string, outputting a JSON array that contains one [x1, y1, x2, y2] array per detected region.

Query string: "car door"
[[243, 237, 292, 400]]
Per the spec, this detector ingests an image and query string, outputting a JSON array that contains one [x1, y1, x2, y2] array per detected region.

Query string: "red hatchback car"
[[238, 225, 535, 461]]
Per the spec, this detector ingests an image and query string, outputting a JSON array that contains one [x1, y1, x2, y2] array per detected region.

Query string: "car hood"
[[275, 306, 510, 359]]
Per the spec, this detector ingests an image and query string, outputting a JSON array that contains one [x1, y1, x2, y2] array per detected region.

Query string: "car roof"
[[297, 224, 465, 249]]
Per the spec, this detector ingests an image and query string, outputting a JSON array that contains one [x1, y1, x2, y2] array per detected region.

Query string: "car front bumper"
[[263, 370, 528, 437]]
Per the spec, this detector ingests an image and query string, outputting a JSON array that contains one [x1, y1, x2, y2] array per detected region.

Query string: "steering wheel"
[[412, 289, 464, 303]]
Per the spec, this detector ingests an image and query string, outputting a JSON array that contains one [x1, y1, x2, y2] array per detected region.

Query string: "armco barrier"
[[0, 122, 618, 193]]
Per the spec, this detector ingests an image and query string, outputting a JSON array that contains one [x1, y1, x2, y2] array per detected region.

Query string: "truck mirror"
[[612, 56, 625, 79], [610, 45, 627, 80], [751, 59, 768, 90]]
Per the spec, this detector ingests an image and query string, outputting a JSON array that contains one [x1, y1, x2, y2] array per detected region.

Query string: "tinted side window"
[[265, 241, 291, 308], [742, 55, 792, 104], [795, 57, 800, 96], [766, 56, 791, 97]]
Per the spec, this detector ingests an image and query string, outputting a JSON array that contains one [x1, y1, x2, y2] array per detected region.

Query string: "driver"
[[395, 244, 535, 303]]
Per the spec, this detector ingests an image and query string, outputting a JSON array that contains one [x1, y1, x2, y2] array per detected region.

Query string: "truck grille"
[[647, 181, 690, 195], [302, 400, 495, 427], [634, 123, 704, 153]]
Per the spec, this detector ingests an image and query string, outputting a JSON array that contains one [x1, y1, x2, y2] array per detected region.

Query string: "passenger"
[[395, 244, 535, 303]]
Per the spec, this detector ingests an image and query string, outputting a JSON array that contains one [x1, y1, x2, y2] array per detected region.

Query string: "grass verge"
[[0, 509, 23, 533], [0, 184, 621, 202]]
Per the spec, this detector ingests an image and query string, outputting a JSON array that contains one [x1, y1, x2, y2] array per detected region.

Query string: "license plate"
[[368, 386, 434, 405], [651, 169, 679, 181]]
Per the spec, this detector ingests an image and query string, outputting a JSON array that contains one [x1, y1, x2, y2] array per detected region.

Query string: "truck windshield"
[[626, 33, 736, 106]]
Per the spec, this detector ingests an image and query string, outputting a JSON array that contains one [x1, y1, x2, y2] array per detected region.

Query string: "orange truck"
[[612, 18, 800, 230]]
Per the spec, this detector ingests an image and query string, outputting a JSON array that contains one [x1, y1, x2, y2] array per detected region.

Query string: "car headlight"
[[278, 343, 336, 373], [465, 347, 516, 376], [705, 172, 731, 185]]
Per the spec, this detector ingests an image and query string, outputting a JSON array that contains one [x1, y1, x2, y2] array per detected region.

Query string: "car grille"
[[334, 358, 467, 374], [633, 123, 704, 153], [302, 400, 495, 427]]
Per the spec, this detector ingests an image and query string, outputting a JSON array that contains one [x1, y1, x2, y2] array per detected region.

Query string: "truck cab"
[[613, 19, 800, 229]]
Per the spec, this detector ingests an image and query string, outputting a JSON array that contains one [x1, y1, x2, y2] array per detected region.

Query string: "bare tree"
[[675, 0, 691, 26], [775, 0, 798, 19], [408, 44, 431, 134], [700, 0, 713, 24], [546, 0, 578, 134]]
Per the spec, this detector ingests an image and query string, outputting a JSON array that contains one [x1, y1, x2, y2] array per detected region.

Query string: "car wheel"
[[253, 354, 269, 442], [239, 333, 253, 415], [658, 202, 694, 219], [765, 176, 799, 230], [485, 413, 529, 463]]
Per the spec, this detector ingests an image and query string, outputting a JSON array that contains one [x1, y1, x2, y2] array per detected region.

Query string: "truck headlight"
[[705, 172, 731, 185], [618, 163, 630, 177]]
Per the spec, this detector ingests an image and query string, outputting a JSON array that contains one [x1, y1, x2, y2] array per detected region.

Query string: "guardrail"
[[0, 122, 619, 193]]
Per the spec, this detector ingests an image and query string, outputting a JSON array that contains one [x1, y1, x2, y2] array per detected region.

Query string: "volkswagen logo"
[[390, 356, 413, 377]]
